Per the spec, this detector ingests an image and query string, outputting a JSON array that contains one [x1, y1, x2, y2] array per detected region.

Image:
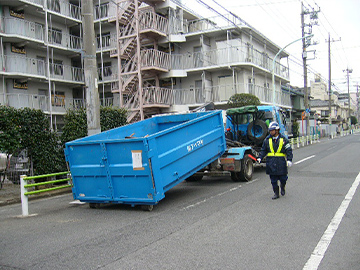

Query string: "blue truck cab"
[[225, 105, 288, 147]]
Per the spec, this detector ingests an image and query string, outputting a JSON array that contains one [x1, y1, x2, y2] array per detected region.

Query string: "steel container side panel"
[[67, 117, 160, 143], [105, 140, 159, 204], [65, 143, 111, 201], [148, 111, 226, 193]]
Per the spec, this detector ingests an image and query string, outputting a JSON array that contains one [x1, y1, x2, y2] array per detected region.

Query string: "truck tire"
[[247, 120, 268, 142], [185, 174, 203, 182], [230, 154, 253, 182]]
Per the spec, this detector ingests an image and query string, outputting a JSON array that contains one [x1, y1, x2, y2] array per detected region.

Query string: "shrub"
[[227, 93, 261, 108]]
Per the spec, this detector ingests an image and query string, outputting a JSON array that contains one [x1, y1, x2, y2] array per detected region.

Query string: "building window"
[[321, 110, 329, 117]]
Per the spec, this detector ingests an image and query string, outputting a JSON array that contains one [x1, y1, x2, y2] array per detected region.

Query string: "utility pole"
[[325, 33, 341, 135], [356, 84, 359, 123], [344, 67, 353, 124], [82, 0, 101, 136], [301, 2, 319, 135]]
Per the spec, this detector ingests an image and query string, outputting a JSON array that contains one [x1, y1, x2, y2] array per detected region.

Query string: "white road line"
[[182, 184, 242, 210], [303, 172, 360, 270], [294, 155, 316, 165]]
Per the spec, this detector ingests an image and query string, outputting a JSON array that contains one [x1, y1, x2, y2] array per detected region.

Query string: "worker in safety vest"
[[257, 122, 293, 200]]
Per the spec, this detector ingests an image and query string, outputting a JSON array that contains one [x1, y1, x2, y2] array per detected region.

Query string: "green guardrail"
[[20, 171, 72, 217]]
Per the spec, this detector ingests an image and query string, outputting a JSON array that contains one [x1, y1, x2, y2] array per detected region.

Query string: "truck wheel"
[[141, 205, 154, 211], [89, 203, 101, 209], [185, 174, 203, 182], [247, 120, 268, 142], [230, 154, 253, 182]]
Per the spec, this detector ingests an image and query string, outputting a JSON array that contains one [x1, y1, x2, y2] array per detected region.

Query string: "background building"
[[0, 0, 292, 130]]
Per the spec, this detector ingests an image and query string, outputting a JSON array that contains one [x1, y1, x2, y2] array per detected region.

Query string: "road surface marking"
[[294, 155, 315, 165], [182, 184, 242, 210], [303, 172, 360, 270]]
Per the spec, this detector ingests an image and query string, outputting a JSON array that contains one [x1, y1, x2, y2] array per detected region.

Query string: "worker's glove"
[[257, 158, 261, 164], [287, 161, 293, 167]]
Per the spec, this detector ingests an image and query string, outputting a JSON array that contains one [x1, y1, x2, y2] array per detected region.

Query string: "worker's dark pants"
[[270, 175, 288, 190]]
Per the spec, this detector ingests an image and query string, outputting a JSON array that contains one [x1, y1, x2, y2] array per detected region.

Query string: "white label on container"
[[132, 150, 144, 170], [187, 139, 204, 152]]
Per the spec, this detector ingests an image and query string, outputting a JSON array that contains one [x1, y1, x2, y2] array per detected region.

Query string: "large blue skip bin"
[[64, 111, 226, 207]]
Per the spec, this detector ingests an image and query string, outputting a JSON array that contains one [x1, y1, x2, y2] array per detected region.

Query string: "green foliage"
[[1, 105, 128, 177], [61, 107, 128, 144], [60, 107, 87, 144], [0, 105, 66, 175], [292, 121, 300, 138], [100, 107, 128, 132], [350, 116, 358, 125], [0, 106, 21, 154], [227, 93, 261, 108]]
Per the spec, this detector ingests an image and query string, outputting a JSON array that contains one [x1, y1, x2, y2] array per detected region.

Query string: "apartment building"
[[0, 0, 291, 129], [310, 75, 350, 124]]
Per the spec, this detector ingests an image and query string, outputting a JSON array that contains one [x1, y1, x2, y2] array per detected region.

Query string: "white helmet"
[[269, 121, 280, 131]]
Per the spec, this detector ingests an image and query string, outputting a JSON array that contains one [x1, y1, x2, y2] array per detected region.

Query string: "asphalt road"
[[1, 134, 359, 270]]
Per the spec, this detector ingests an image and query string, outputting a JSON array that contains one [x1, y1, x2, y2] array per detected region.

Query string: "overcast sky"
[[183, 0, 360, 93]]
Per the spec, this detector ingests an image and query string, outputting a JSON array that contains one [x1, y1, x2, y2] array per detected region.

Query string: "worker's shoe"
[[280, 184, 286, 196], [272, 187, 280, 200]]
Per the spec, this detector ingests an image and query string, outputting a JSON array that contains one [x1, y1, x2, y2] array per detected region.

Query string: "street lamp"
[[272, 34, 314, 106]]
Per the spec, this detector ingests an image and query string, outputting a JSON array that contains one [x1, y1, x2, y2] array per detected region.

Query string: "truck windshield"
[[232, 114, 254, 124]]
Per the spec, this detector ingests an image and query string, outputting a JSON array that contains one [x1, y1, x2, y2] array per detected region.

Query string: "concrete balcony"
[[0, 94, 117, 115], [0, 55, 84, 83], [141, 49, 171, 72], [1, 16, 44, 43], [0, 17, 82, 51], [46, 0, 81, 21], [139, 9, 168, 37], [168, 46, 289, 80], [170, 83, 291, 108], [96, 33, 117, 53], [48, 29, 82, 51]]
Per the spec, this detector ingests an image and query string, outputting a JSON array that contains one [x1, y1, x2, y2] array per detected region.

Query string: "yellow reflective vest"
[[267, 137, 286, 157]]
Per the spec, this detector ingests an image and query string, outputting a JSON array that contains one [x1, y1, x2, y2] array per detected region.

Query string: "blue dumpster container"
[[64, 111, 226, 207]]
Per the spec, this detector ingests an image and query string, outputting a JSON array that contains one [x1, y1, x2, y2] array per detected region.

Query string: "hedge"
[[0, 105, 127, 177]]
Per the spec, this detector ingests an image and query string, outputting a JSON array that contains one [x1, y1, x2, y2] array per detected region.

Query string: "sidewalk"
[[0, 180, 21, 206], [0, 179, 72, 207]]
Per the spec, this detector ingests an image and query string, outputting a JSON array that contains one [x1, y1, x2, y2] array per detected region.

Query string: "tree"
[[227, 93, 261, 108], [350, 116, 358, 125], [61, 107, 128, 144]]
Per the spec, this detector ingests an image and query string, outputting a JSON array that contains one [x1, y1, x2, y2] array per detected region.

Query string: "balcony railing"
[[1, 94, 116, 113], [141, 49, 171, 71], [139, 10, 168, 36], [49, 63, 84, 82], [97, 66, 117, 82], [1, 55, 46, 78], [96, 33, 117, 52], [1, 55, 84, 83], [48, 29, 82, 50], [0, 17, 83, 51], [47, 0, 81, 21], [94, 1, 117, 21], [170, 46, 289, 79], [1, 83, 291, 114], [20, 0, 44, 6], [170, 83, 291, 107], [143, 87, 173, 105], [186, 14, 246, 34], [1, 17, 44, 42]]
